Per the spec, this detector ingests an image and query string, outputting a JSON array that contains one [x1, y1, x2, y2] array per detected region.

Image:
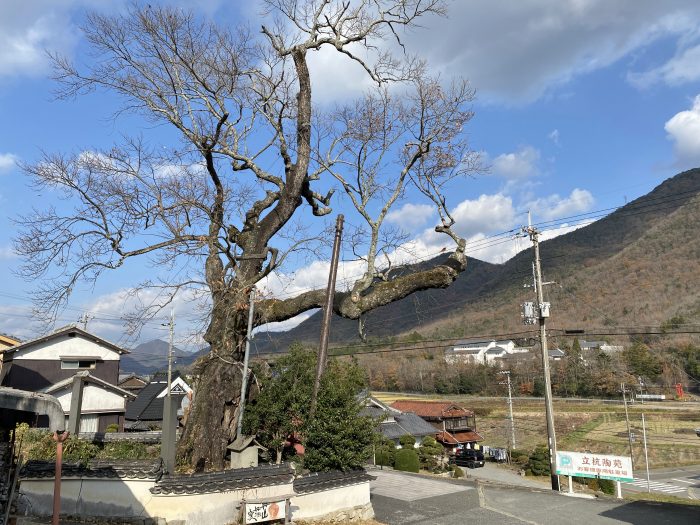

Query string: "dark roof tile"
[[293, 469, 373, 494], [21, 459, 162, 480], [151, 463, 294, 495]]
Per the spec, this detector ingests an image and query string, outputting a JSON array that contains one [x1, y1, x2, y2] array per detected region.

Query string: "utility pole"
[[498, 370, 516, 450], [78, 312, 93, 330], [621, 383, 635, 470], [310, 214, 344, 418], [641, 413, 651, 493], [236, 287, 256, 438], [523, 212, 559, 491]]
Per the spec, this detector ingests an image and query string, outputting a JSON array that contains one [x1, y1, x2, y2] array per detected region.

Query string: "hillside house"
[[361, 397, 437, 448], [548, 348, 566, 361], [125, 371, 192, 430], [389, 400, 483, 452], [444, 338, 529, 365]]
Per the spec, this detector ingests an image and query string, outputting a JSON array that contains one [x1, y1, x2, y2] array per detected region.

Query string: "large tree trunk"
[[177, 295, 253, 471]]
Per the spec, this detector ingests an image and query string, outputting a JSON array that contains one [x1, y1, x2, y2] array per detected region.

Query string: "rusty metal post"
[[309, 214, 344, 418], [52, 430, 69, 525]]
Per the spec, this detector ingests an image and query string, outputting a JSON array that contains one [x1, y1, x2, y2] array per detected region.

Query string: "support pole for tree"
[[310, 214, 344, 418], [236, 287, 256, 438]]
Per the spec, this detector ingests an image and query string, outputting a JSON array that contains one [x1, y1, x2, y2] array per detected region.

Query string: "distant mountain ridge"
[[120, 339, 205, 375], [251, 168, 700, 353]]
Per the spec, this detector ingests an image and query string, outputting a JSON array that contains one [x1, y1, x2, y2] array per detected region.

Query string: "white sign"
[[555, 451, 633, 482], [245, 500, 286, 523]]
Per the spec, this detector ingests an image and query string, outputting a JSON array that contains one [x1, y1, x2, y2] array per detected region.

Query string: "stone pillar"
[[161, 394, 183, 474], [67, 374, 86, 435]]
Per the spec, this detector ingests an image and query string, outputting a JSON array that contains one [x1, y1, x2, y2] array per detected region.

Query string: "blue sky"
[[2, 1, 700, 348]]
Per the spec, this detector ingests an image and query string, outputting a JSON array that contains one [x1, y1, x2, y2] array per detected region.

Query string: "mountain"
[[120, 339, 206, 375], [252, 168, 700, 353]]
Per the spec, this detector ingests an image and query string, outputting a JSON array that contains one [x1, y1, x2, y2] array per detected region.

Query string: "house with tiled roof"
[[0, 325, 131, 432], [389, 400, 483, 452], [118, 373, 149, 395], [0, 325, 128, 390], [361, 397, 437, 447], [125, 371, 192, 430], [42, 371, 136, 432]]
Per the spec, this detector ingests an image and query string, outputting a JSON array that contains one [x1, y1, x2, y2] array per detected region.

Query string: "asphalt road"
[[620, 464, 700, 500], [371, 470, 700, 524]]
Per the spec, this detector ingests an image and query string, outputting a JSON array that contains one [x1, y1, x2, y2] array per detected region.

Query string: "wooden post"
[[52, 430, 69, 525]]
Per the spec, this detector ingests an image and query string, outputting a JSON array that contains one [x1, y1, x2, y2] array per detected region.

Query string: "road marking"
[[672, 478, 694, 484], [624, 478, 687, 494]]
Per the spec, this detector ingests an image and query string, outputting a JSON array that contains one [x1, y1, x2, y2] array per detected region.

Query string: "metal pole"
[[525, 215, 559, 492], [499, 370, 516, 450], [641, 413, 651, 493], [310, 214, 344, 418], [621, 383, 635, 470], [167, 309, 174, 399], [506, 372, 516, 450], [52, 430, 69, 525], [237, 287, 256, 437]]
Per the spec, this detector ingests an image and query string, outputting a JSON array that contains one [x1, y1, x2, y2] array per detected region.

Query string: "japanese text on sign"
[[245, 500, 285, 523], [555, 451, 633, 482]]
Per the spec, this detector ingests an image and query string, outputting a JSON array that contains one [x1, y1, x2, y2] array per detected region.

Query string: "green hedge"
[[394, 448, 420, 473]]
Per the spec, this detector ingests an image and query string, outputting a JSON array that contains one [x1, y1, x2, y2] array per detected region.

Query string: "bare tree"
[[15, 0, 479, 470]]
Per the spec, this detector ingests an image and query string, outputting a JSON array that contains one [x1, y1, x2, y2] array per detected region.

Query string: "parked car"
[[451, 448, 485, 468]]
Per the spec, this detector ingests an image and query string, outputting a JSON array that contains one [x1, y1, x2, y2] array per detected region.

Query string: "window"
[[61, 360, 96, 370]]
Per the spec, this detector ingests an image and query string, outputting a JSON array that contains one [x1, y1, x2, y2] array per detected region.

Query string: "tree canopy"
[[244, 345, 375, 471], [15, 0, 479, 469]]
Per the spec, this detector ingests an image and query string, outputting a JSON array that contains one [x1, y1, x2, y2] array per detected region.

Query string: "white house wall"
[[53, 383, 127, 413], [12, 335, 121, 361]]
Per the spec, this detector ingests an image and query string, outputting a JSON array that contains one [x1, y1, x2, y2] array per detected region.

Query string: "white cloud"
[[525, 188, 595, 221], [0, 245, 17, 260], [665, 95, 700, 168], [0, 2, 80, 78], [385, 203, 435, 230], [628, 42, 700, 88], [254, 310, 317, 334], [307, 43, 376, 103], [450, 194, 517, 238], [548, 129, 560, 146], [400, 0, 700, 103], [491, 146, 540, 180], [0, 153, 18, 173]]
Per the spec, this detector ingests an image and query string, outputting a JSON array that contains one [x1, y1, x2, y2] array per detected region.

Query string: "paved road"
[[371, 470, 472, 501], [456, 462, 548, 489], [371, 470, 700, 524], [620, 464, 700, 499]]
